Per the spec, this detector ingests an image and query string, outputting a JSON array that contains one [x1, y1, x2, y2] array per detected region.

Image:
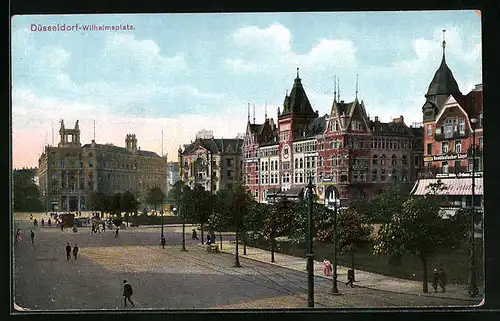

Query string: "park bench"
[[207, 244, 219, 253]]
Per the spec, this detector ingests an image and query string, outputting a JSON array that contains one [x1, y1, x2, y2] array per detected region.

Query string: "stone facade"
[[37, 120, 167, 211], [178, 137, 244, 193]]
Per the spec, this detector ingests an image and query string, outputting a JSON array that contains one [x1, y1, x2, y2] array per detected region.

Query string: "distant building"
[[242, 68, 423, 205], [178, 136, 244, 192], [165, 161, 180, 196], [196, 129, 214, 139], [37, 120, 167, 212]]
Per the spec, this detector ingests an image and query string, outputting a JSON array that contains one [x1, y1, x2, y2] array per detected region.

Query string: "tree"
[[227, 183, 254, 265], [109, 193, 123, 216], [167, 180, 184, 206], [86, 192, 108, 217], [13, 171, 45, 212], [146, 187, 165, 215], [336, 208, 373, 278], [262, 197, 294, 262], [291, 199, 334, 245], [373, 181, 468, 293], [189, 184, 214, 244], [370, 184, 409, 223], [120, 191, 140, 226], [209, 189, 233, 248]]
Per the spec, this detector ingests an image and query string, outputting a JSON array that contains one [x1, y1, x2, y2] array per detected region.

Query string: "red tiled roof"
[[411, 177, 483, 196]]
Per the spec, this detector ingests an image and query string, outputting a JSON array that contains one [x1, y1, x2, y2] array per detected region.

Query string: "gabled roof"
[[281, 69, 315, 116], [295, 114, 329, 142], [332, 100, 356, 117], [369, 120, 415, 137], [248, 123, 265, 135], [81, 143, 161, 158], [182, 138, 244, 155]]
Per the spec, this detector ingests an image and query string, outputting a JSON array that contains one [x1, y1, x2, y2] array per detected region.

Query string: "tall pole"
[[468, 118, 479, 297], [306, 172, 315, 307], [161, 208, 164, 238], [332, 200, 339, 294], [234, 203, 241, 267]]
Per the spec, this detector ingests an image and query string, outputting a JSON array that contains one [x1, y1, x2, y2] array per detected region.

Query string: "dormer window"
[[459, 119, 465, 134]]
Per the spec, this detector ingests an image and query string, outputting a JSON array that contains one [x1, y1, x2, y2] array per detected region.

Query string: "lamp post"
[[160, 207, 164, 238], [306, 170, 315, 307], [467, 117, 479, 298], [234, 202, 241, 267], [326, 186, 341, 295]]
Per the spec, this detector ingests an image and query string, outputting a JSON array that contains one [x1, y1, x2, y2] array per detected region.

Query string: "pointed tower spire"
[[253, 104, 256, 124], [265, 99, 268, 120], [442, 29, 446, 62], [296, 67, 300, 79], [247, 103, 250, 122], [355, 74, 359, 100], [334, 75, 337, 103], [337, 78, 340, 102], [286, 89, 288, 96]]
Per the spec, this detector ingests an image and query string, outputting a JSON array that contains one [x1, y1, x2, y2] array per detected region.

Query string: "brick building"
[[411, 33, 483, 217], [242, 68, 424, 205]]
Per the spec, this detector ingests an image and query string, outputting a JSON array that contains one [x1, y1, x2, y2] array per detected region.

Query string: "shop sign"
[[424, 153, 467, 162]]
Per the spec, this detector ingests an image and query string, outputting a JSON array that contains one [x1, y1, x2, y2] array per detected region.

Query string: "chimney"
[[375, 116, 379, 122]]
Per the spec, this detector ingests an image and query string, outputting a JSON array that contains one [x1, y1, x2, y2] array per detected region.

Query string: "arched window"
[[392, 169, 398, 181], [402, 155, 408, 165], [295, 158, 298, 169], [372, 169, 377, 182], [391, 155, 397, 166], [372, 155, 378, 165], [380, 154, 386, 166]]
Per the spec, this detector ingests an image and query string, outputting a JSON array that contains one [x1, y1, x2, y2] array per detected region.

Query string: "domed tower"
[[422, 30, 462, 123]]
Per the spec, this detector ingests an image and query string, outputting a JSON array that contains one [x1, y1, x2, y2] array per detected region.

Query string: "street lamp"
[[305, 170, 316, 307], [467, 117, 479, 298], [234, 202, 242, 267], [160, 207, 164, 238], [172, 205, 187, 251], [325, 185, 341, 295]]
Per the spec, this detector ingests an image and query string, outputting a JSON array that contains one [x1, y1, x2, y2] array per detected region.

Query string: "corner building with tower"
[[242, 68, 424, 206]]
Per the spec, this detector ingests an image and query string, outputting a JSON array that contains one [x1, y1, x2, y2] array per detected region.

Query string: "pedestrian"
[[41, 218, 45, 227], [210, 231, 216, 244], [60, 222, 64, 231], [34, 219, 38, 228], [161, 235, 166, 249], [346, 268, 354, 287], [115, 228, 119, 238], [16, 229, 22, 241], [192, 229, 198, 240], [91, 223, 95, 233], [48, 219, 52, 227], [30, 213, 33, 220], [102, 222, 106, 232], [438, 268, 447, 293], [66, 243, 72, 260], [122, 280, 135, 307], [30, 230, 35, 244], [432, 268, 439, 293], [73, 244, 79, 260], [323, 259, 331, 276]]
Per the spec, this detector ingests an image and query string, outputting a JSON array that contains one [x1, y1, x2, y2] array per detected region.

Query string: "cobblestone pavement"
[[12, 214, 482, 310]]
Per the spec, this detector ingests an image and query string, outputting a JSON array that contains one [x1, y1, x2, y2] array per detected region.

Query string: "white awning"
[[411, 177, 483, 196]]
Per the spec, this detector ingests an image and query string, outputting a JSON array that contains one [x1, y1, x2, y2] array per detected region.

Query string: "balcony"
[[434, 131, 467, 141]]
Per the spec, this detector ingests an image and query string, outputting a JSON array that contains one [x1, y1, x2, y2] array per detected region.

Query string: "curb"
[[206, 243, 479, 303]]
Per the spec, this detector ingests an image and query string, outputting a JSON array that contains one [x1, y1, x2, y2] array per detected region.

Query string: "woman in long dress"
[[16, 229, 22, 241]]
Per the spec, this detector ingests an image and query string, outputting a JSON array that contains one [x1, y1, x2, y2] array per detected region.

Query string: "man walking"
[[72, 244, 79, 260], [30, 230, 35, 244], [115, 228, 119, 238], [161, 235, 166, 249], [123, 280, 135, 307], [438, 268, 447, 293], [66, 242, 72, 260]]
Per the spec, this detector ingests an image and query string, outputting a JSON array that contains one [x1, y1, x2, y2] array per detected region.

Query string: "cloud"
[[12, 89, 248, 169], [225, 23, 357, 75]]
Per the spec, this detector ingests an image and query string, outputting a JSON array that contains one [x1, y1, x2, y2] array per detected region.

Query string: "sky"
[[11, 11, 482, 169]]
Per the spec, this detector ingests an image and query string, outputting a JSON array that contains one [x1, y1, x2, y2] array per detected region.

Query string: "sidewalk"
[[204, 241, 482, 303]]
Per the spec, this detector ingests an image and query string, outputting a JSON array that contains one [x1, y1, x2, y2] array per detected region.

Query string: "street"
[[13, 217, 476, 310]]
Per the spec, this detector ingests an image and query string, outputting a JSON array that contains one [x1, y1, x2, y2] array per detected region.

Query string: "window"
[[299, 172, 303, 183], [372, 170, 377, 182], [380, 169, 386, 181], [427, 143, 432, 155], [459, 119, 465, 134], [402, 155, 408, 165], [380, 155, 386, 166], [391, 155, 397, 166], [311, 158, 316, 168], [60, 160, 65, 168], [442, 161, 449, 174], [455, 140, 462, 153], [479, 138, 483, 150], [414, 155, 419, 166], [299, 158, 303, 169], [442, 142, 449, 154], [88, 160, 93, 168], [427, 125, 432, 136], [454, 160, 461, 173]]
